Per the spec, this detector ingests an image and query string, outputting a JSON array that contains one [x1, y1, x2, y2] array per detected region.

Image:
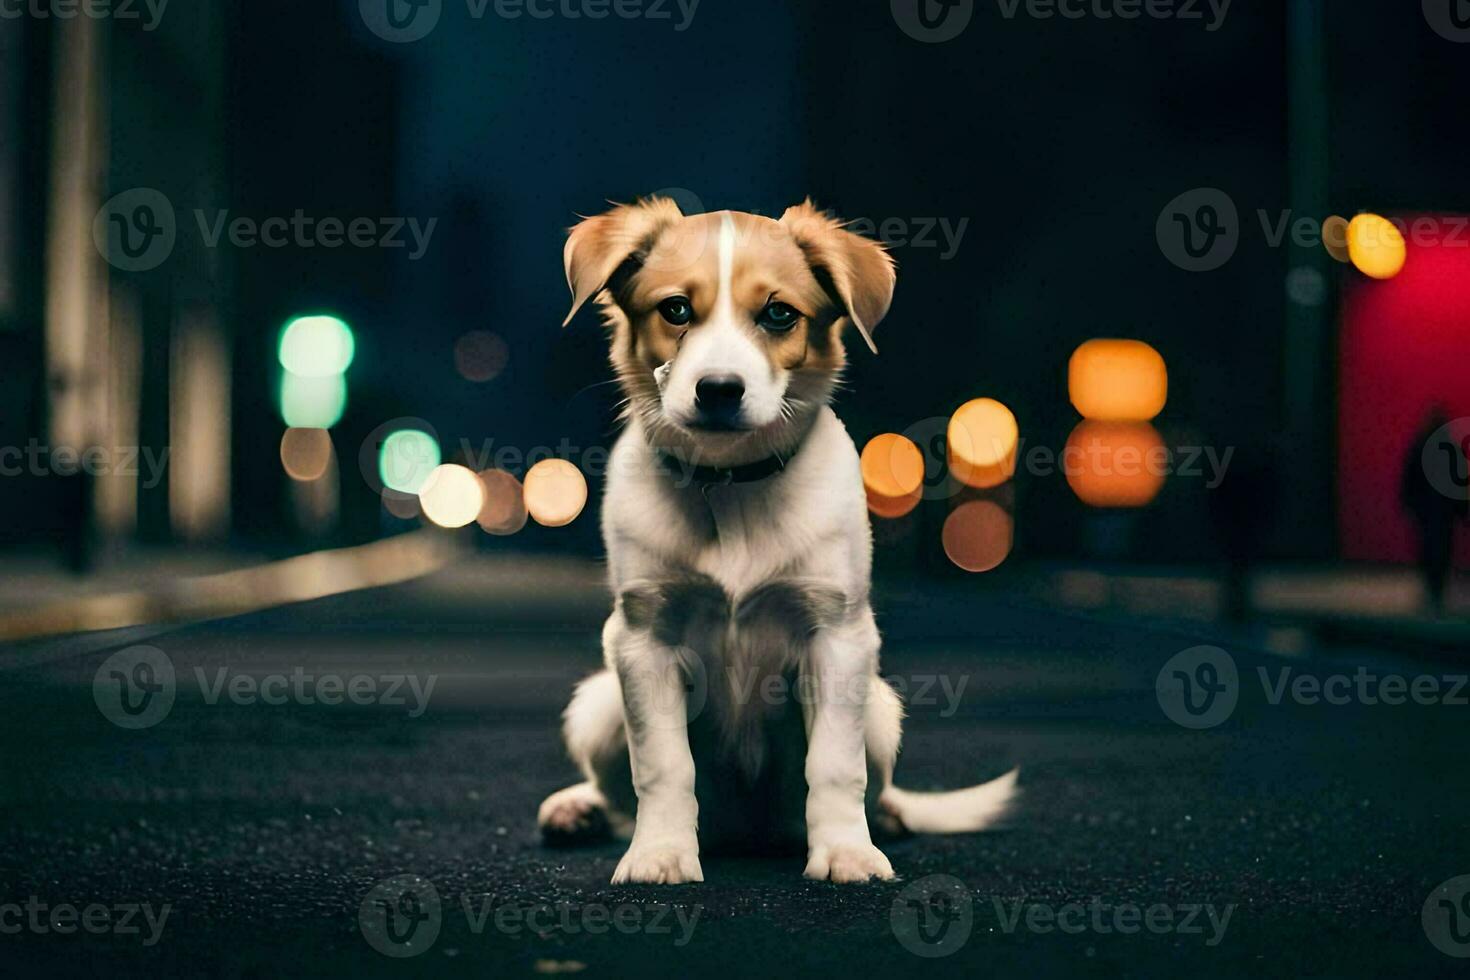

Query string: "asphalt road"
[[1, 560, 1467, 978]]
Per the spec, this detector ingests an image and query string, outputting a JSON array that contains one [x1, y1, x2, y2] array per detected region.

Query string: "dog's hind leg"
[[539, 670, 636, 844], [865, 675, 907, 837]]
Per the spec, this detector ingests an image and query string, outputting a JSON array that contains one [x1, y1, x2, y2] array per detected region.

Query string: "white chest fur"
[[602, 407, 873, 604]]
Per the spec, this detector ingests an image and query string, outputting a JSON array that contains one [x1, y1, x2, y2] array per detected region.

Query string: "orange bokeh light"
[[279, 427, 333, 482], [523, 459, 588, 528], [862, 433, 924, 519], [867, 486, 921, 520], [1322, 215, 1351, 264], [1064, 420, 1167, 508], [942, 499, 1014, 572], [477, 469, 528, 536], [1068, 339, 1168, 422], [947, 398, 1018, 489], [1347, 213, 1406, 280]]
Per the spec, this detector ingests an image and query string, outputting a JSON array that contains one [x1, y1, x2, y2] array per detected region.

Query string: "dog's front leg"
[[606, 611, 703, 884], [803, 609, 894, 883]]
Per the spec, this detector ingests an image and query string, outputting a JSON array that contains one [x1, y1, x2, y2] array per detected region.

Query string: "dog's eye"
[[757, 302, 801, 332], [657, 297, 694, 326]]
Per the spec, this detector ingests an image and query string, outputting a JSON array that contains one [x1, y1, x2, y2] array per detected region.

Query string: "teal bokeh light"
[[279, 371, 348, 428], [278, 314, 355, 378], [378, 429, 442, 494]]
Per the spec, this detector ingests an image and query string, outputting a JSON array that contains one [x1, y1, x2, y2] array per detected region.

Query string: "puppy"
[[539, 197, 1017, 884]]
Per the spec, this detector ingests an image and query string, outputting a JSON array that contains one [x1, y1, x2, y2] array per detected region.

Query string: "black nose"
[[694, 374, 745, 424]]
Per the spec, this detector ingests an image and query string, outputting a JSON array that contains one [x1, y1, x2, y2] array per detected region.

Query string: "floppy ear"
[[562, 196, 684, 326], [779, 199, 896, 354]]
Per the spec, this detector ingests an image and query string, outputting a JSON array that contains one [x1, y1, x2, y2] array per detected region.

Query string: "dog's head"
[[563, 197, 896, 466]]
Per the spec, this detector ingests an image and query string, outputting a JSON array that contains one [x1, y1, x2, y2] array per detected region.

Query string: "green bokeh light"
[[378, 429, 442, 494], [279, 371, 348, 428], [278, 315, 355, 377]]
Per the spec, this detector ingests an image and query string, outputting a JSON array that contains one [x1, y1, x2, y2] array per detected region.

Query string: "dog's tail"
[[877, 768, 1020, 836]]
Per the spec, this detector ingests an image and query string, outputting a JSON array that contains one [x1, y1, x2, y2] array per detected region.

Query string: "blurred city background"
[[2, 0, 1467, 640], [2, 2, 1470, 974], [2, 0, 1468, 617]]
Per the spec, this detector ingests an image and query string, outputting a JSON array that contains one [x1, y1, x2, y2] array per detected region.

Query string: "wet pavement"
[[2, 561, 1467, 977]]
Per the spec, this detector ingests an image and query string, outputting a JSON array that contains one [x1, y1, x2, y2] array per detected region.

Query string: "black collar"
[[657, 449, 788, 488]]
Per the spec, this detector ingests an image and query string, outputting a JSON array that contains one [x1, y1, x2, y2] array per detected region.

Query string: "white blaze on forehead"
[[716, 212, 737, 316]]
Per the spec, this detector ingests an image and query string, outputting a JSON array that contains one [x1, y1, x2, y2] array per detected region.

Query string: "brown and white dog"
[[539, 196, 1017, 884]]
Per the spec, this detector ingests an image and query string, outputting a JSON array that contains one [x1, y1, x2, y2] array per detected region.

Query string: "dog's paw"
[[611, 838, 703, 885], [803, 841, 895, 883], [538, 783, 609, 841]]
